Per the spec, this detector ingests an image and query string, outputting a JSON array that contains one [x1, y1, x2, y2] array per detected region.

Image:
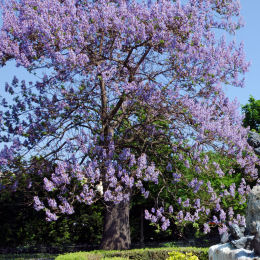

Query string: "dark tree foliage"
[[242, 96, 260, 133]]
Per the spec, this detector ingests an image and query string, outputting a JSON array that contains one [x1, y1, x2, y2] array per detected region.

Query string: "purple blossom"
[[104, 190, 113, 202], [46, 209, 58, 221], [144, 210, 152, 220], [212, 216, 219, 224], [119, 148, 131, 161], [210, 193, 217, 202], [129, 154, 136, 167], [183, 198, 190, 208], [138, 154, 147, 170], [203, 223, 210, 234], [195, 166, 201, 174], [194, 199, 200, 209], [207, 181, 214, 193], [151, 215, 157, 223], [219, 210, 226, 221], [135, 180, 143, 188], [228, 207, 234, 218], [176, 211, 184, 221], [218, 224, 228, 235], [184, 160, 190, 168], [188, 178, 203, 193], [58, 198, 74, 215], [34, 196, 44, 211], [141, 188, 149, 198], [121, 174, 134, 188], [144, 163, 159, 184], [44, 178, 55, 192], [215, 203, 221, 212], [172, 172, 182, 182], [229, 183, 236, 197], [184, 212, 192, 221], [161, 219, 170, 231], [48, 198, 57, 209], [238, 178, 246, 196]]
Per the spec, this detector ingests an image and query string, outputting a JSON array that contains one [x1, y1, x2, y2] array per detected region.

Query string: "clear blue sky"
[[224, 0, 260, 106], [0, 0, 259, 108]]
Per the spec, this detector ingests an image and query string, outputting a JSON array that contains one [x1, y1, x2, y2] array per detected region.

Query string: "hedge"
[[55, 247, 209, 260]]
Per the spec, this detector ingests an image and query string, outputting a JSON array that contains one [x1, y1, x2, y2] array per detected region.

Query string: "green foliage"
[[242, 95, 260, 133], [0, 163, 103, 248], [55, 247, 209, 260], [101, 258, 128, 260], [53, 252, 127, 260], [0, 195, 103, 247], [166, 251, 199, 260]]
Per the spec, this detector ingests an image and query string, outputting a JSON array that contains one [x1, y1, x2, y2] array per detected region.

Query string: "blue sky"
[[0, 0, 259, 108], [224, 0, 260, 106]]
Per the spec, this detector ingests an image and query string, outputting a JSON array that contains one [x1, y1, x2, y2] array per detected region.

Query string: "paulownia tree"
[[0, 0, 259, 250]]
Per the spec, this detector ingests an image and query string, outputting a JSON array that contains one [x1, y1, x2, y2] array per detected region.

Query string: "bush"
[[55, 247, 209, 260], [166, 251, 199, 260], [54, 252, 127, 260]]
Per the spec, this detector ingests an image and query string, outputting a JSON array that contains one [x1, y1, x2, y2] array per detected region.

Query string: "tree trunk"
[[100, 201, 131, 250]]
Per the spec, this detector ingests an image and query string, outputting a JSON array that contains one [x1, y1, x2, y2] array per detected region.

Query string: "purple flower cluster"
[[188, 178, 204, 193], [145, 208, 170, 231], [33, 196, 44, 211]]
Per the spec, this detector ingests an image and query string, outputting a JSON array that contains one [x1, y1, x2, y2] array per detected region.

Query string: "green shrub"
[[102, 257, 129, 260], [55, 247, 208, 260], [55, 252, 128, 260], [166, 251, 199, 260]]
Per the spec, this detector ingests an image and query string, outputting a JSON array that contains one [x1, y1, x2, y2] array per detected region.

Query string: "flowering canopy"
[[0, 0, 259, 235]]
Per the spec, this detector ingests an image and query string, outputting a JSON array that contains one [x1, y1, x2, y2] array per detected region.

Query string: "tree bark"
[[100, 201, 131, 250]]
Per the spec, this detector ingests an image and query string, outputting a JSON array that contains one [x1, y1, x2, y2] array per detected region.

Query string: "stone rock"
[[221, 231, 230, 244], [247, 131, 260, 155], [254, 147, 260, 156], [231, 236, 254, 250], [252, 235, 260, 256], [250, 221, 260, 256], [247, 132, 260, 148], [208, 243, 260, 260], [246, 186, 260, 235], [230, 224, 244, 240]]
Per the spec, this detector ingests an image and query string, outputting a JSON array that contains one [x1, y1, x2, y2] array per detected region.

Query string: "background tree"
[[0, 0, 259, 250], [242, 96, 260, 133]]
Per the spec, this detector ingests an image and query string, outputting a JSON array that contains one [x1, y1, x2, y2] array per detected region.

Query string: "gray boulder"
[[246, 186, 260, 235], [247, 131, 260, 148], [247, 131, 260, 155], [254, 147, 260, 156], [208, 243, 259, 260]]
